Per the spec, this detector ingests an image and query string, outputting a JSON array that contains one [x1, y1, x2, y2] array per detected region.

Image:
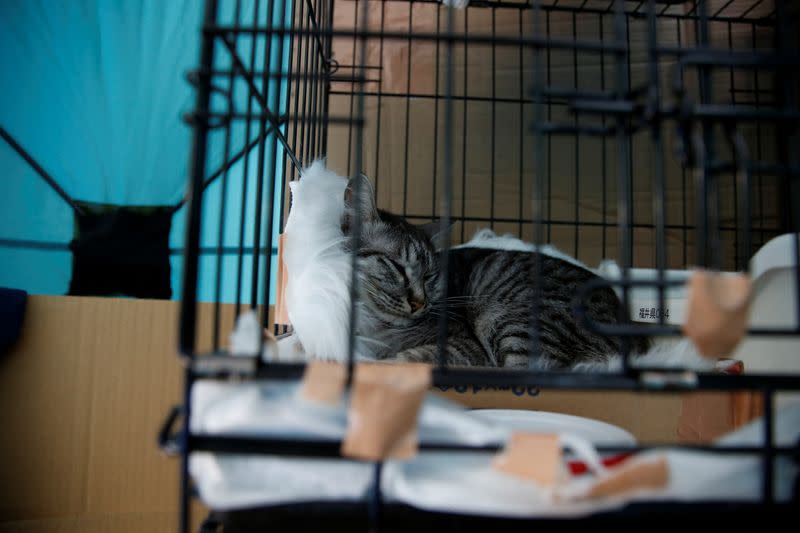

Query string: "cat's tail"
[[570, 338, 716, 373]]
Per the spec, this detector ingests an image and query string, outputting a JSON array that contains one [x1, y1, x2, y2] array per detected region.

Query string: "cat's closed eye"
[[382, 258, 408, 281]]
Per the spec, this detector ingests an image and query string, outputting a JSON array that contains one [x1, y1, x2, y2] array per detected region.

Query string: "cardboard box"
[[440, 387, 686, 443], [0, 294, 764, 532], [0, 295, 230, 532]]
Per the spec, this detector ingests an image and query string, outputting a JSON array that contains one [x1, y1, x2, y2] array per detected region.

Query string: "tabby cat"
[[341, 174, 650, 369]]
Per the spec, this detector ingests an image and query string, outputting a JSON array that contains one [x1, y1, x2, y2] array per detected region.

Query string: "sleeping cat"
[[339, 173, 651, 369]]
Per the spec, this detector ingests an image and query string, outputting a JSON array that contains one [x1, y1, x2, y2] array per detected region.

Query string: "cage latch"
[[158, 405, 184, 457]]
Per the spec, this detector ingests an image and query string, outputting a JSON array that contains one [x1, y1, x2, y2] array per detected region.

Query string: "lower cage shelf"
[[210, 501, 800, 532], [174, 375, 800, 532]]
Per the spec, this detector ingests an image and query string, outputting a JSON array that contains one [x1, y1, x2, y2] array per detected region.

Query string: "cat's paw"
[[393, 346, 437, 364], [596, 259, 622, 280]]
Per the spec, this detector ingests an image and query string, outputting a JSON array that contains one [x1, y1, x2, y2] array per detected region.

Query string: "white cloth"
[[188, 379, 506, 510], [189, 383, 800, 514]]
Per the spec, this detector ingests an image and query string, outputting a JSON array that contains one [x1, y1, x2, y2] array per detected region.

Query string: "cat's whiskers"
[[429, 309, 461, 320]]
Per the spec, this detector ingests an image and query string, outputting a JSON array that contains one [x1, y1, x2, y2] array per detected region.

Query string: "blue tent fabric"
[[0, 0, 291, 304], [0, 0, 201, 205]]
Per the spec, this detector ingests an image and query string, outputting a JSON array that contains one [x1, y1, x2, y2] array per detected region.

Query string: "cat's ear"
[[342, 173, 378, 234], [418, 219, 454, 249]]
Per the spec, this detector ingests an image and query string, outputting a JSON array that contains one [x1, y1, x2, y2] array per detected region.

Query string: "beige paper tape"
[[492, 432, 561, 487], [683, 270, 752, 358], [274, 233, 290, 326], [341, 363, 432, 461]]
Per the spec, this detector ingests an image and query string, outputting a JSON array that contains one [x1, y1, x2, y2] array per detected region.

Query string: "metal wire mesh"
[[170, 1, 800, 531]]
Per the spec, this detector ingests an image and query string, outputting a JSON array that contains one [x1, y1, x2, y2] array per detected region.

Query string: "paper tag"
[[583, 456, 669, 500], [630, 298, 685, 325], [682, 271, 752, 358], [300, 361, 346, 405], [341, 363, 432, 461], [274, 233, 290, 326], [493, 432, 561, 487]]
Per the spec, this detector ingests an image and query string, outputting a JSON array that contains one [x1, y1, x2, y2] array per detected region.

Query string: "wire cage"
[[163, 0, 800, 531]]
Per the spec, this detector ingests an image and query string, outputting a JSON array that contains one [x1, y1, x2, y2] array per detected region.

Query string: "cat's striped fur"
[[343, 175, 650, 369]]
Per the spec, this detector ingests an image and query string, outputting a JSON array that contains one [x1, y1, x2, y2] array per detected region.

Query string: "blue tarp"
[[0, 0, 290, 304]]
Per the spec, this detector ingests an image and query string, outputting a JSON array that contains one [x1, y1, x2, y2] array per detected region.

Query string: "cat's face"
[[354, 227, 441, 323], [341, 175, 443, 325]]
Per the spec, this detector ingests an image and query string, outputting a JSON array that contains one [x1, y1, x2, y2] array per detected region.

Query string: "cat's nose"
[[408, 298, 424, 313]]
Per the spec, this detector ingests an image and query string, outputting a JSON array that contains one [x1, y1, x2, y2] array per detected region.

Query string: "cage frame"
[[164, 1, 800, 532]]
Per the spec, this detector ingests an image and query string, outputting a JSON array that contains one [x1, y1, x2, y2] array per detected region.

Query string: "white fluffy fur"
[[280, 160, 353, 362], [455, 228, 595, 273], [277, 161, 714, 371], [571, 338, 714, 372]]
